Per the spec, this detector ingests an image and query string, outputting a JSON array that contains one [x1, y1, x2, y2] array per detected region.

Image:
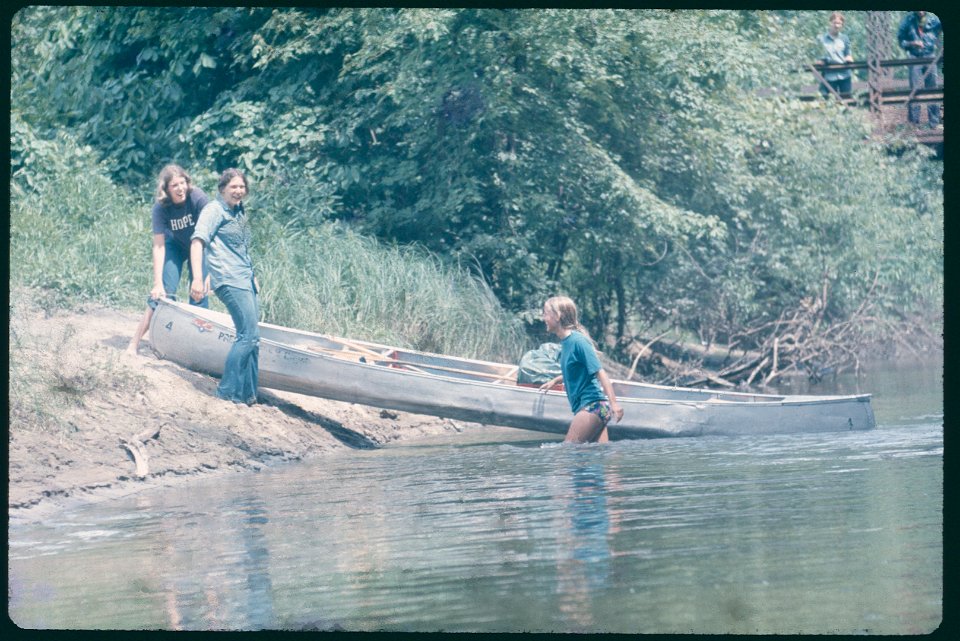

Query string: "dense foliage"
[[11, 8, 942, 382], [8, 124, 529, 361]]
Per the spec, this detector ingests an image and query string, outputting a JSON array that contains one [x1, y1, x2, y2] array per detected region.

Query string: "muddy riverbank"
[[8, 299, 465, 523]]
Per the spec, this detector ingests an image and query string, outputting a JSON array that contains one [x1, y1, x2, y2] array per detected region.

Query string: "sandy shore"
[[8, 300, 464, 524]]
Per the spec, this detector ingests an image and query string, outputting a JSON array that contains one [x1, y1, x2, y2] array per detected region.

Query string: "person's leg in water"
[[564, 409, 607, 444]]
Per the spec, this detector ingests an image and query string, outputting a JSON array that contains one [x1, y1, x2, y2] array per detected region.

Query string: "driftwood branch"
[[626, 341, 736, 388], [626, 330, 670, 380], [763, 337, 780, 386], [614, 281, 937, 389], [746, 356, 770, 387], [120, 424, 162, 478]]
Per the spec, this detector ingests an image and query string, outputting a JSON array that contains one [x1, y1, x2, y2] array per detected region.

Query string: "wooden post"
[[866, 11, 891, 126]]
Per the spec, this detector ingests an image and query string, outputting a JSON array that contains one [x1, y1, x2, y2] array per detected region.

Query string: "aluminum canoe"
[[148, 299, 876, 439]]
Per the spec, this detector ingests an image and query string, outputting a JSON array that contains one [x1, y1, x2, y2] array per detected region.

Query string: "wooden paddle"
[[370, 358, 517, 382], [302, 342, 517, 383]]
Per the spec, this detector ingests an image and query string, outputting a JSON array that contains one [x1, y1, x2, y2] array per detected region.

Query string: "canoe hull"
[[149, 300, 876, 439]]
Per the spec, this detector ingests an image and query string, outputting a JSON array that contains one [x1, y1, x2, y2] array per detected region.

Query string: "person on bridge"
[[898, 11, 942, 128], [818, 12, 854, 98]]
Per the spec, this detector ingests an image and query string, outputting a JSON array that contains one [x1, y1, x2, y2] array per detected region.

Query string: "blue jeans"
[[908, 63, 941, 126], [819, 75, 851, 98], [147, 239, 209, 309], [215, 283, 260, 404]]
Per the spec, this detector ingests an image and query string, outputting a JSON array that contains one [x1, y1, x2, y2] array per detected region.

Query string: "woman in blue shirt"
[[817, 12, 853, 98], [540, 296, 623, 443], [189, 168, 260, 405]]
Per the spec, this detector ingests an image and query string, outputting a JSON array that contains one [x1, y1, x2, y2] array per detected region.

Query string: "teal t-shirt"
[[559, 331, 607, 413]]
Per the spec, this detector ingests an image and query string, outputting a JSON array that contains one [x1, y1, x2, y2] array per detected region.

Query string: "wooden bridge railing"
[[802, 55, 943, 146], [806, 55, 943, 104]]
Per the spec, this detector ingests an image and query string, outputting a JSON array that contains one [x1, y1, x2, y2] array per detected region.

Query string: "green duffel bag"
[[517, 342, 562, 387]]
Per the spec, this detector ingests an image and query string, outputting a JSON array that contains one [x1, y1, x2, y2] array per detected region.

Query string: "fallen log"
[[623, 337, 749, 387], [625, 342, 736, 388], [633, 336, 763, 370]]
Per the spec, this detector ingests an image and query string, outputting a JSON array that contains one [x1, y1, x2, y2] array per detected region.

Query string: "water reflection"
[[237, 498, 275, 629], [149, 494, 275, 629], [554, 452, 622, 630]]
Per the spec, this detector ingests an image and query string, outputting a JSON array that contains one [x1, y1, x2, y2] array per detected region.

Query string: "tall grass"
[[10, 149, 530, 362], [255, 217, 528, 361], [10, 167, 148, 310]]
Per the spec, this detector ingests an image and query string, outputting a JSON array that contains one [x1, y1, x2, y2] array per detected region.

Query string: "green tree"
[[12, 7, 942, 380], [11, 6, 270, 184]]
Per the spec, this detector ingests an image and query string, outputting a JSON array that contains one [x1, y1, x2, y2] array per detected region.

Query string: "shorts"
[[579, 399, 613, 427]]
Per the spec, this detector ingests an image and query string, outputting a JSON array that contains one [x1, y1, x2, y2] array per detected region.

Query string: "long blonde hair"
[[544, 295, 594, 344]]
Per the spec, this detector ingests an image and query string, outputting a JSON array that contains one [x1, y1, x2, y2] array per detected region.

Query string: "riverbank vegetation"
[[8, 129, 529, 361], [11, 8, 942, 386]]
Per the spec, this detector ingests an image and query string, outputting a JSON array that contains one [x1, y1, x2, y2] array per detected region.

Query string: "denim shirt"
[[898, 13, 941, 58], [191, 195, 255, 291], [818, 32, 851, 81]]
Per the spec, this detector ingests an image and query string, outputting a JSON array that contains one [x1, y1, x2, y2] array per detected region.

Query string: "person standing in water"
[[539, 296, 624, 443]]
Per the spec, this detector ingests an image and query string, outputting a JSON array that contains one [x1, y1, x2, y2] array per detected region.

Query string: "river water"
[[8, 359, 942, 633]]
